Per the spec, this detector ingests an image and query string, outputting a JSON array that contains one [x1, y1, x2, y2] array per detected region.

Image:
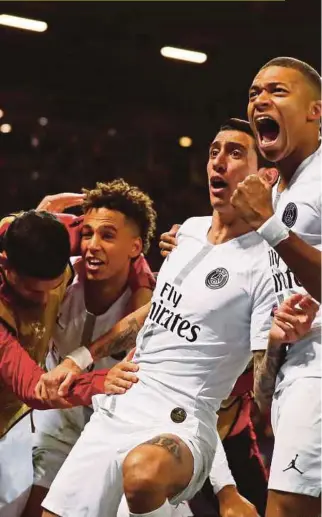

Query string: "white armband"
[[256, 214, 290, 248], [66, 346, 94, 370], [209, 433, 236, 495]]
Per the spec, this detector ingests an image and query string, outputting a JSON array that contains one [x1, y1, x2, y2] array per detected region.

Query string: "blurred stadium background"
[[0, 0, 320, 270]]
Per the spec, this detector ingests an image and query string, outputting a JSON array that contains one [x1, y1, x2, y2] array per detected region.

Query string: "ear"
[[129, 236, 143, 259], [307, 100, 322, 122], [258, 167, 279, 187]]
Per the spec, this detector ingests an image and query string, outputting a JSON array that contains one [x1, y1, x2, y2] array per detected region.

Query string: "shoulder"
[[178, 216, 211, 240], [241, 237, 274, 296]]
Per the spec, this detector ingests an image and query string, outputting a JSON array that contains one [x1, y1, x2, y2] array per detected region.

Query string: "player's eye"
[[210, 149, 219, 158], [249, 89, 258, 100], [231, 150, 242, 159], [274, 87, 287, 94], [80, 232, 92, 239]]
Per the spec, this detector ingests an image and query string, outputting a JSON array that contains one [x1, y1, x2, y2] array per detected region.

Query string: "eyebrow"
[[249, 81, 288, 92], [209, 141, 247, 152], [82, 223, 118, 232]]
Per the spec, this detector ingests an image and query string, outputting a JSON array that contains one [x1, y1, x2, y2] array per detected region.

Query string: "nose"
[[253, 89, 271, 111], [88, 233, 101, 251], [212, 152, 227, 173]]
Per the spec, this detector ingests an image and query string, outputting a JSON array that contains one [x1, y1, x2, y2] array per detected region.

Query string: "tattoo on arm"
[[145, 435, 182, 461], [88, 317, 140, 361], [253, 346, 286, 412]]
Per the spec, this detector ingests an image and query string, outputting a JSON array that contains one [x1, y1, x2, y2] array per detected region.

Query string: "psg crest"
[[205, 267, 229, 290], [282, 202, 298, 228]]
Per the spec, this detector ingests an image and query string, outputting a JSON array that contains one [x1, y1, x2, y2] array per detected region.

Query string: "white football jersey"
[[48, 263, 132, 371], [94, 217, 277, 447], [271, 146, 321, 390], [33, 262, 132, 440]]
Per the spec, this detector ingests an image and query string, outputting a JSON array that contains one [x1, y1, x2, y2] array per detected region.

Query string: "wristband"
[[66, 346, 94, 370], [256, 214, 289, 247]]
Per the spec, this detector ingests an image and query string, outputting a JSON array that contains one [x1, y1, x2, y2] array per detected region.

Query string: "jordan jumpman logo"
[[283, 454, 303, 474]]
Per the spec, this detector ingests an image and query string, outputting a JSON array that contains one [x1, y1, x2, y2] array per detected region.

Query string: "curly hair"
[[82, 179, 156, 254]]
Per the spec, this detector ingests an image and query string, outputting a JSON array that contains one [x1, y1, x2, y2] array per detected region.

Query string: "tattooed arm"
[[253, 347, 284, 413], [87, 303, 150, 362], [34, 303, 151, 400], [253, 293, 319, 413]]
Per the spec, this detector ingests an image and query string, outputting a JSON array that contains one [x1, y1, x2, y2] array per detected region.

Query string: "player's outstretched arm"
[[86, 302, 151, 362], [0, 324, 83, 410], [254, 293, 319, 412], [34, 303, 150, 399], [35, 352, 139, 403]]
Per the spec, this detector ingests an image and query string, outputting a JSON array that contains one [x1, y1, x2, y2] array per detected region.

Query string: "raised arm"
[[231, 174, 321, 301]]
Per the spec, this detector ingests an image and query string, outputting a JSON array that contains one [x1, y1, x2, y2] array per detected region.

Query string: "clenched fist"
[[231, 174, 274, 230]]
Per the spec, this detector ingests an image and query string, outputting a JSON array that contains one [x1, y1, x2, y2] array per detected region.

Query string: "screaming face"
[[248, 65, 320, 162]]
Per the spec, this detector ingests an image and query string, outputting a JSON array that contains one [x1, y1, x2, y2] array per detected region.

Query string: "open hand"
[[104, 349, 139, 395], [36, 192, 85, 213], [269, 293, 319, 345]]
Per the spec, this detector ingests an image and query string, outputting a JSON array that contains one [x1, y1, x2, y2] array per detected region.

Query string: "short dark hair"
[[219, 118, 273, 168], [3, 210, 70, 279], [82, 179, 157, 255], [260, 57, 321, 98]]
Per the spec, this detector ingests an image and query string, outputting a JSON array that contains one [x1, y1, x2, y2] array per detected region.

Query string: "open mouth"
[[210, 177, 228, 189], [86, 257, 104, 267], [255, 116, 280, 145]]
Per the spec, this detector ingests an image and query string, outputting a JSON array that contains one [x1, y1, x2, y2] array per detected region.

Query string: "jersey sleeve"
[[128, 254, 156, 292], [0, 323, 47, 409], [0, 322, 106, 409], [176, 217, 196, 245], [249, 258, 277, 352]]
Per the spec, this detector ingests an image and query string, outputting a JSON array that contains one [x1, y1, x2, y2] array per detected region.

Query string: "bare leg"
[[41, 510, 60, 517], [22, 485, 49, 517], [123, 433, 194, 513], [266, 489, 321, 517]]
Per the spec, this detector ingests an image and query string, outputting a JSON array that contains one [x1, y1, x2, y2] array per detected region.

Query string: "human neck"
[[277, 135, 320, 191], [84, 266, 130, 316], [208, 210, 252, 245]]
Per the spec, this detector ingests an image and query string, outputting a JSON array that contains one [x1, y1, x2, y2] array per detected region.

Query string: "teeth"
[[256, 115, 275, 124], [88, 258, 103, 265]]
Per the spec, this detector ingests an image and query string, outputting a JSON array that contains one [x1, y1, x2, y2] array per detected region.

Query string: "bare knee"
[[123, 446, 168, 503]]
